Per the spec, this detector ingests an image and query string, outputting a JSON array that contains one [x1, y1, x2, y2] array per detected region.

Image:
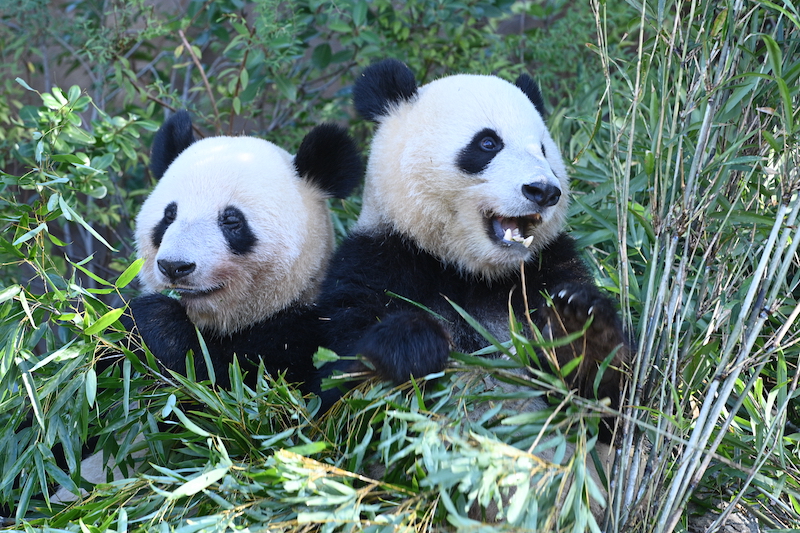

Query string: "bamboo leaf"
[[169, 403, 212, 437], [85, 367, 97, 406], [196, 328, 215, 384], [168, 465, 229, 499], [312, 347, 339, 368], [12, 222, 47, 245], [286, 442, 327, 455], [59, 198, 117, 251], [774, 76, 795, 134], [761, 34, 782, 77], [16, 77, 35, 91], [28, 340, 81, 371], [116, 258, 144, 288], [445, 297, 513, 357], [84, 308, 124, 335], [0, 284, 21, 304]]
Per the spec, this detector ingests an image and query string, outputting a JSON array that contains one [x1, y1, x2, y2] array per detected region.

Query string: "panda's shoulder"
[[322, 230, 445, 294], [533, 232, 593, 281], [541, 232, 580, 259], [330, 230, 438, 268]]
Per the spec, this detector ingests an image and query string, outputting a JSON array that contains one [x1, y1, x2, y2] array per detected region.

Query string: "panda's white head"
[[135, 112, 362, 334], [353, 59, 569, 279]]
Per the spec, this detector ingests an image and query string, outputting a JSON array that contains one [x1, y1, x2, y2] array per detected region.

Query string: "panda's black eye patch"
[[151, 201, 177, 248], [219, 205, 256, 255], [457, 128, 504, 174]]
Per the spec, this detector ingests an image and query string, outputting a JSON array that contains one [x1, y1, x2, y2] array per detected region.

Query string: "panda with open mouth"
[[315, 59, 632, 415]]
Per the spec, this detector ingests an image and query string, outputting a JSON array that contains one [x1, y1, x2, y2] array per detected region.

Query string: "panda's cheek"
[[220, 255, 244, 277], [469, 184, 506, 215], [138, 262, 161, 292]]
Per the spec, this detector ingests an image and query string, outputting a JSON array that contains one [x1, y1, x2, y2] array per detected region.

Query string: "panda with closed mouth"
[[39, 114, 363, 507], [316, 59, 632, 413], [129, 110, 362, 389]]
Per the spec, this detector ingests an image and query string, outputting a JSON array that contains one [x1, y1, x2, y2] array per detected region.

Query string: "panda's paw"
[[129, 293, 193, 334], [127, 294, 199, 373], [355, 311, 451, 385], [548, 282, 621, 338], [544, 282, 631, 402]]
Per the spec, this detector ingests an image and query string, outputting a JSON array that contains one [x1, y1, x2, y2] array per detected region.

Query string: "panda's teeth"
[[503, 227, 528, 243], [492, 215, 535, 246]]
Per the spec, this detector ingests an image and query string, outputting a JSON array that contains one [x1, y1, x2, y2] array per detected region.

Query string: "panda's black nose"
[[158, 259, 196, 281], [522, 183, 561, 208]]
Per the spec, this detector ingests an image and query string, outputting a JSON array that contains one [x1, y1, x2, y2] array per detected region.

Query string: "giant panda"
[[128, 110, 363, 390], [44, 113, 363, 506], [316, 59, 632, 417]]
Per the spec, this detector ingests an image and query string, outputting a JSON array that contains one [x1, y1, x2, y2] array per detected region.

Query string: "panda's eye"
[[220, 210, 243, 230], [480, 136, 500, 152]]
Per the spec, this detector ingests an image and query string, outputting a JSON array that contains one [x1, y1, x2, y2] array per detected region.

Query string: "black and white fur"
[[317, 59, 631, 411], [41, 114, 362, 506], [129, 111, 362, 388]]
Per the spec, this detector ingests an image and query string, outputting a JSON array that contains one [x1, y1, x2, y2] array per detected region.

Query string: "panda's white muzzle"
[[154, 259, 224, 297]]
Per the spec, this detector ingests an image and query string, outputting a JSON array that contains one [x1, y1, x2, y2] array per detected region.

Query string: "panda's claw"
[[550, 283, 624, 337]]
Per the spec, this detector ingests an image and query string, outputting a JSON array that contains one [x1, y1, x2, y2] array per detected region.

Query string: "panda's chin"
[[488, 214, 541, 249]]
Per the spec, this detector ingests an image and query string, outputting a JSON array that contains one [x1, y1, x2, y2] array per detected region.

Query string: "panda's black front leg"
[[355, 310, 452, 384], [127, 293, 206, 378], [540, 282, 632, 405]]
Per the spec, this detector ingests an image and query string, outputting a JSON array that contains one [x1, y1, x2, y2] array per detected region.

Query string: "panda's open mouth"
[[487, 214, 542, 248]]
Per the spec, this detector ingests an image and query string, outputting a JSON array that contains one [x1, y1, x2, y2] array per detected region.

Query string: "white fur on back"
[[135, 136, 333, 334], [356, 74, 570, 279]]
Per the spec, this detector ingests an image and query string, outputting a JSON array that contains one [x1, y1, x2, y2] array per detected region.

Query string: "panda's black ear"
[[353, 59, 418, 122], [295, 123, 363, 199], [515, 74, 547, 117], [150, 110, 195, 180]]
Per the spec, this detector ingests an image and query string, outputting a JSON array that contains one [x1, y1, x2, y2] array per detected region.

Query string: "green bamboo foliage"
[[0, 0, 798, 531], [575, 1, 800, 530]]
